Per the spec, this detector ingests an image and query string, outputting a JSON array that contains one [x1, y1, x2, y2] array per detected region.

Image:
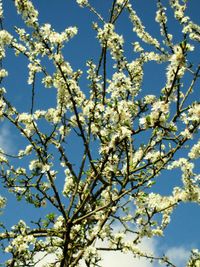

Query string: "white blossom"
[[53, 216, 65, 231], [128, 4, 160, 48], [97, 23, 124, 61], [0, 69, 8, 78], [63, 169, 75, 196], [0, 0, 3, 19], [0, 196, 6, 209], [15, 0, 39, 27], [188, 140, 200, 159], [76, 0, 88, 7], [0, 30, 12, 45]]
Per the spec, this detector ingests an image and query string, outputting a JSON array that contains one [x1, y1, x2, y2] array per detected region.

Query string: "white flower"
[[0, 98, 6, 117], [6, 233, 36, 255], [45, 108, 61, 124], [128, 4, 160, 48], [28, 61, 42, 84], [120, 126, 132, 138], [155, 6, 167, 24], [42, 75, 53, 88], [76, 0, 88, 7], [33, 110, 46, 120], [116, 0, 125, 6], [63, 169, 75, 196], [139, 117, 146, 127], [0, 69, 8, 78], [0, 196, 6, 209], [133, 41, 144, 52], [97, 23, 124, 61], [0, 30, 12, 45], [29, 160, 50, 173], [18, 113, 32, 123], [41, 164, 51, 173], [144, 95, 156, 104], [59, 125, 70, 137], [48, 27, 77, 45], [84, 246, 97, 259], [54, 216, 65, 230], [0, 0, 3, 18], [180, 128, 193, 139], [188, 140, 200, 159], [15, 0, 39, 27], [188, 103, 200, 122], [29, 160, 40, 171], [170, 45, 185, 66], [114, 232, 125, 242], [152, 100, 169, 114]]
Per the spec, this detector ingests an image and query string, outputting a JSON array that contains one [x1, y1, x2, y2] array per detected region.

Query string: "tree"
[[0, 0, 200, 266]]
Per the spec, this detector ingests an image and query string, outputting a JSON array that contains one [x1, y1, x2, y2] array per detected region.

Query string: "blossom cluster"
[[97, 23, 124, 61], [128, 3, 160, 48], [76, 0, 88, 8], [0, 196, 6, 210], [14, 0, 39, 27]]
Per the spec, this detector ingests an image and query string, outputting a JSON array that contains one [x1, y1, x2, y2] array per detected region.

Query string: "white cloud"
[[99, 252, 153, 267], [97, 238, 158, 267], [33, 237, 158, 267], [34, 252, 57, 267], [0, 124, 15, 154], [33, 238, 192, 267], [165, 246, 190, 267]]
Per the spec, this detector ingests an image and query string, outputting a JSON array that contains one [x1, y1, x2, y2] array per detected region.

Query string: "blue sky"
[[0, 0, 200, 266]]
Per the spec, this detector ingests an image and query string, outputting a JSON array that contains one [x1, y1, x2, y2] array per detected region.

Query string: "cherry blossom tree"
[[0, 0, 200, 266]]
